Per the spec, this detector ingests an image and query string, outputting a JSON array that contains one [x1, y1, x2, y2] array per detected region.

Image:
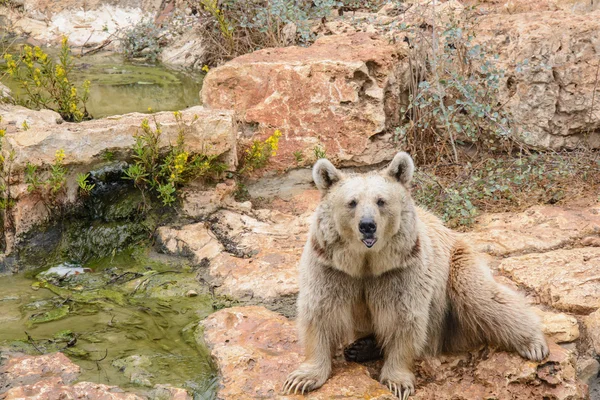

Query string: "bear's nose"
[[359, 219, 377, 235]]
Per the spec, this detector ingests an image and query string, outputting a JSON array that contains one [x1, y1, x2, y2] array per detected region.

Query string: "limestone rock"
[[413, 342, 587, 399], [0, 352, 144, 399], [207, 209, 310, 300], [577, 357, 600, 386], [466, 204, 600, 256], [499, 248, 600, 314], [160, 29, 206, 70], [0, 104, 62, 131], [534, 308, 580, 343], [200, 306, 394, 399], [201, 306, 587, 400], [584, 309, 600, 355], [156, 222, 224, 265], [202, 32, 410, 169], [474, 10, 600, 149], [180, 179, 237, 219], [1, 106, 236, 249]]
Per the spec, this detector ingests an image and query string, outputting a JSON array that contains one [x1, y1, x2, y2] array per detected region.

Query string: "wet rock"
[[150, 384, 192, 400], [0, 352, 79, 390], [156, 222, 223, 265], [3, 378, 145, 399], [0, 352, 144, 399], [466, 204, 600, 256], [200, 306, 394, 399], [207, 209, 310, 300], [499, 248, 600, 314], [112, 355, 153, 387], [534, 308, 580, 343], [584, 309, 600, 355], [474, 10, 600, 149], [186, 289, 198, 297], [202, 32, 410, 169]]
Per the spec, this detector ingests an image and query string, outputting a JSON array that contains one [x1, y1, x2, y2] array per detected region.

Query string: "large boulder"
[[474, 10, 600, 149], [202, 32, 410, 169]]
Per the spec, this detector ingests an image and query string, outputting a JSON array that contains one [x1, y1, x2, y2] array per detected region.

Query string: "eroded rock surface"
[[202, 32, 410, 169], [201, 306, 588, 400], [466, 204, 600, 256], [499, 248, 600, 314], [0, 352, 144, 399]]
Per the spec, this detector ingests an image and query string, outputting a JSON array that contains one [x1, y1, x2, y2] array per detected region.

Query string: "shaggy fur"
[[283, 152, 548, 399]]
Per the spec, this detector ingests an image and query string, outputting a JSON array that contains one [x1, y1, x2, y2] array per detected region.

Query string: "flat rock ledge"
[[0, 352, 190, 400], [201, 306, 588, 400]]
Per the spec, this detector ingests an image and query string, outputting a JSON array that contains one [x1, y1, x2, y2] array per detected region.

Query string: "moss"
[[28, 304, 70, 325]]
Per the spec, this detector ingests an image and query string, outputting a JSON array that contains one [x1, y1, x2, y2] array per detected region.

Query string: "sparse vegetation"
[[4, 38, 91, 122], [124, 112, 227, 207], [238, 130, 282, 174]]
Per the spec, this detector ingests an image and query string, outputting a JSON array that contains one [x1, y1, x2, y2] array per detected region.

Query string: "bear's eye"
[[377, 198, 386, 207], [348, 199, 357, 208]]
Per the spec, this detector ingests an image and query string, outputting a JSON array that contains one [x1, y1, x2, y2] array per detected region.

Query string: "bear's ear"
[[313, 158, 343, 193], [385, 152, 414, 185]]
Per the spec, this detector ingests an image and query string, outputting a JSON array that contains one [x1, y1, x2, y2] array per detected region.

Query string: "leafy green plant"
[[76, 173, 95, 196], [124, 112, 225, 206], [313, 145, 326, 160], [293, 150, 304, 165], [24, 149, 68, 209], [4, 38, 91, 122], [0, 118, 16, 212]]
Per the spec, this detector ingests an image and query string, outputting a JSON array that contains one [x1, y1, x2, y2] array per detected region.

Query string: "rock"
[[3, 378, 145, 399], [186, 289, 198, 297], [200, 306, 395, 399], [156, 222, 224, 265], [0, 82, 12, 100], [577, 357, 600, 386], [201, 306, 587, 400], [151, 384, 192, 400], [466, 204, 600, 256], [0, 352, 144, 399], [202, 32, 410, 169], [112, 355, 153, 387], [1, 106, 236, 250], [474, 10, 600, 149], [0, 352, 79, 390], [160, 29, 206, 70], [207, 209, 310, 300], [499, 248, 600, 314], [412, 342, 587, 399], [180, 179, 237, 219], [584, 309, 600, 355], [0, 104, 62, 131], [534, 308, 580, 343]]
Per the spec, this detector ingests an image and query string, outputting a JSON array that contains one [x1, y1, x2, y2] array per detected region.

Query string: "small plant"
[[293, 150, 304, 165], [4, 37, 91, 122], [120, 19, 166, 62], [238, 129, 282, 174], [76, 173, 95, 196], [124, 112, 225, 206], [21, 120, 30, 131], [313, 145, 326, 160], [196, 0, 344, 64], [0, 118, 16, 212], [24, 149, 68, 210]]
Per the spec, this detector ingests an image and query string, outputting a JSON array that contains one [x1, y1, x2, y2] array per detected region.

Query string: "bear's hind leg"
[[447, 241, 549, 361]]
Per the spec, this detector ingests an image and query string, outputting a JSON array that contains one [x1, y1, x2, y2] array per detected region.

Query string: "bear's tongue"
[[362, 238, 377, 248]]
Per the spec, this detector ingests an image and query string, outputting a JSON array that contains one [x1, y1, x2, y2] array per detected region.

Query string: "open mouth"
[[361, 238, 377, 248]]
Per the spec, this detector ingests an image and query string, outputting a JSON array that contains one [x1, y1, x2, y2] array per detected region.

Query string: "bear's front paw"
[[282, 364, 329, 395], [517, 334, 549, 362], [380, 369, 415, 400]]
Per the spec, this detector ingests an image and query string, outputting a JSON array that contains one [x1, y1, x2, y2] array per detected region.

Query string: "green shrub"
[[120, 18, 166, 62], [124, 112, 226, 206], [4, 38, 91, 122]]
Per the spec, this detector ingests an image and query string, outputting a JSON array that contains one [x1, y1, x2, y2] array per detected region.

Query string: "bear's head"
[[312, 151, 415, 251]]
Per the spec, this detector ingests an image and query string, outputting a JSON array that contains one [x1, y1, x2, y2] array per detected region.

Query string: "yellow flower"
[[201, 65, 210, 73], [61, 36, 68, 46], [55, 149, 65, 163], [70, 87, 77, 98], [0, 129, 6, 137], [55, 65, 65, 78]]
